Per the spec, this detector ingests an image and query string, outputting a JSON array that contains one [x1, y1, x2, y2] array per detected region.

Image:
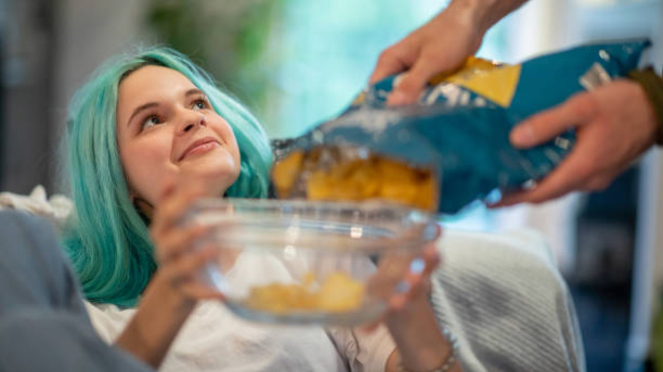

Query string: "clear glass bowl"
[[186, 198, 440, 326]]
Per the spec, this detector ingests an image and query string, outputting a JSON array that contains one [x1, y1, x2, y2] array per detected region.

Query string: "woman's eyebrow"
[[185, 88, 205, 97], [127, 102, 158, 127]]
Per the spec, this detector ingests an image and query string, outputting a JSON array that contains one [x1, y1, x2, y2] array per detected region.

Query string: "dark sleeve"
[[628, 67, 663, 146], [0, 211, 87, 319], [0, 310, 154, 372], [0, 211, 154, 372]]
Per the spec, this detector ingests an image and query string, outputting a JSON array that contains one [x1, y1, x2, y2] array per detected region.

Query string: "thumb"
[[510, 93, 595, 148]]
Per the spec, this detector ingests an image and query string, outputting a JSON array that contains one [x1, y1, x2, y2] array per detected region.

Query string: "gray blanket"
[[431, 229, 585, 372]]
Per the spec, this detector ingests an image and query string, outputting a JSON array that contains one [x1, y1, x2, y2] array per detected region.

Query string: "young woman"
[[61, 46, 458, 372]]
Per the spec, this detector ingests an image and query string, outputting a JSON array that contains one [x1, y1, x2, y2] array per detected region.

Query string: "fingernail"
[[410, 258, 425, 274], [511, 125, 534, 147]]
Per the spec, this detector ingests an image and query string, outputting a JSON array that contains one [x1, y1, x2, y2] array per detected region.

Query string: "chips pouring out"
[[271, 147, 438, 211]]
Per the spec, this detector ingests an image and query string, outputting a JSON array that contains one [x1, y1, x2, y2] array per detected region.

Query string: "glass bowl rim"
[[186, 197, 441, 254]]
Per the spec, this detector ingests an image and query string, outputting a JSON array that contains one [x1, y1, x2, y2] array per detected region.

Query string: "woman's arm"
[[115, 277, 194, 368], [115, 184, 221, 368], [384, 300, 460, 372], [381, 245, 462, 372]]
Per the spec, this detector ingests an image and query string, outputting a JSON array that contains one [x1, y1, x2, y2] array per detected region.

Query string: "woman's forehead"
[[119, 65, 196, 96], [116, 65, 198, 125]]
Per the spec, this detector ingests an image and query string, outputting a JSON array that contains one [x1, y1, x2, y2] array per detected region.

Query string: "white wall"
[[496, 0, 582, 274]]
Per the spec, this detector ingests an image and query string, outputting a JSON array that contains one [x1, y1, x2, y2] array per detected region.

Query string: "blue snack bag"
[[271, 40, 650, 214]]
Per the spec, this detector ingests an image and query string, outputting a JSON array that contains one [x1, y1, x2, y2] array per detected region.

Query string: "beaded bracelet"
[[397, 326, 459, 372]]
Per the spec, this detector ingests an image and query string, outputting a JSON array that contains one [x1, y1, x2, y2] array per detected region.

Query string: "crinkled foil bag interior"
[[271, 40, 650, 214]]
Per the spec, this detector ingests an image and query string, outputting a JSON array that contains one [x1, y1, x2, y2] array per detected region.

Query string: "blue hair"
[[61, 46, 273, 307]]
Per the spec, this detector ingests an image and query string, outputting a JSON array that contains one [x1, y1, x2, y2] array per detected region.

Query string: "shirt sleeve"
[[629, 67, 663, 145], [326, 325, 396, 372]]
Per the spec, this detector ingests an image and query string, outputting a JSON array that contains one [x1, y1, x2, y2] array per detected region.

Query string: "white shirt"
[[84, 253, 396, 372]]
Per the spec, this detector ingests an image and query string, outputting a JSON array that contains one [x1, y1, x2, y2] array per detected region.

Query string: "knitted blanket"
[[431, 229, 585, 372]]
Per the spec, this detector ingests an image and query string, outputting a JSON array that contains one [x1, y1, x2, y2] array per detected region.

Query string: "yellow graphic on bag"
[[354, 57, 520, 107], [429, 57, 522, 107]]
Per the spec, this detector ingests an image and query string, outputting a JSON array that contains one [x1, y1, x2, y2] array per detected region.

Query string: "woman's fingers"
[[362, 243, 441, 329], [420, 244, 441, 276], [154, 224, 210, 264], [388, 268, 432, 312], [151, 182, 211, 264], [159, 245, 221, 299], [146, 181, 226, 303], [383, 243, 441, 312], [151, 183, 207, 238]]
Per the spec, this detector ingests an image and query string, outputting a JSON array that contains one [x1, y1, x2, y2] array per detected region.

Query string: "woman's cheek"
[[122, 142, 176, 205]]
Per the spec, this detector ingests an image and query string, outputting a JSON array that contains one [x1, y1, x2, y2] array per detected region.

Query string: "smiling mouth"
[[180, 140, 221, 161]]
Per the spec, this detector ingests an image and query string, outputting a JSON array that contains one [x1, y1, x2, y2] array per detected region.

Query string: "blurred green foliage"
[[146, 0, 283, 115]]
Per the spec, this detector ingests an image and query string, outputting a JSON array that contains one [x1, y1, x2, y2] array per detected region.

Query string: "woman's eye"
[[141, 115, 161, 130], [193, 99, 208, 110]]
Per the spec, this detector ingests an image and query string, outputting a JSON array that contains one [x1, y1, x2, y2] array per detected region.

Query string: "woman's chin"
[[177, 166, 238, 196]]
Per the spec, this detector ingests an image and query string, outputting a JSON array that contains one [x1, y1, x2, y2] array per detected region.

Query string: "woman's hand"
[[116, 182, 222, 368], [383, 244, 439, 313], [365, 225, 460, 371], [148, 182, 223, 305], [382, 243, 460, 372], [492, 79, 658, 207]]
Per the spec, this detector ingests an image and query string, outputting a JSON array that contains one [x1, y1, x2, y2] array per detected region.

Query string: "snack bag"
[[271, 40, 650, 214]]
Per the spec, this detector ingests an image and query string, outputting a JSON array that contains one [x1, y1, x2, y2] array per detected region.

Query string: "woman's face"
[[116, 65, 241, 207]]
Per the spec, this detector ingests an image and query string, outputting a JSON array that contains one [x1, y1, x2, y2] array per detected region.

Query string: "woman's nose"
[[178, 111, 207, 134]]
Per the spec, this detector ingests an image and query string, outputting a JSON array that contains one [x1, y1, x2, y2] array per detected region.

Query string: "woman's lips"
[[180, 140, 220, 161]]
